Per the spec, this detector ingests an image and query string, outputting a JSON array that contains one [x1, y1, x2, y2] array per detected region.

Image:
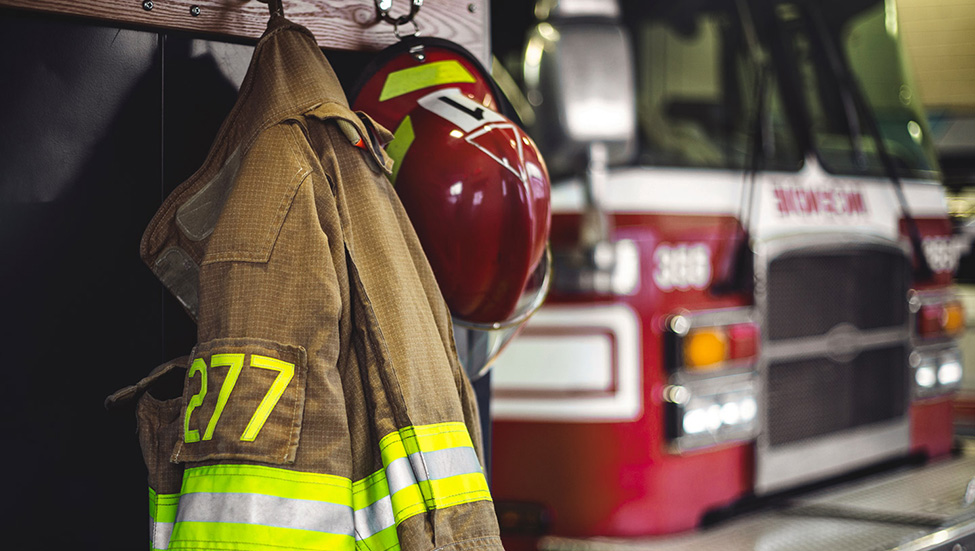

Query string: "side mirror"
[[523, 16, 637, 175]]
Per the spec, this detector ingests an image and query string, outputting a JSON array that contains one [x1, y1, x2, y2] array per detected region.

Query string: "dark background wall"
[[0, 9, 251, 547]]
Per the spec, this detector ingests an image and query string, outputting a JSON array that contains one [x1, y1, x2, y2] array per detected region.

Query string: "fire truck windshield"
[[624, 0, 940, 180]]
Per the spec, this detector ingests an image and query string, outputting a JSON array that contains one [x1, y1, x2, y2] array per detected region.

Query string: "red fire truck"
[[487, 0, 974, 547]]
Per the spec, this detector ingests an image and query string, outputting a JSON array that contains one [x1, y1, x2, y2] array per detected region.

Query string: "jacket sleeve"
[[160, 121, 359, 551], [310, 108, 504, 551]]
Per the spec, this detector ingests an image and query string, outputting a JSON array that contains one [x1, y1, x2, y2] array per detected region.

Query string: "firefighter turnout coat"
[[111, 16, 502, 551]]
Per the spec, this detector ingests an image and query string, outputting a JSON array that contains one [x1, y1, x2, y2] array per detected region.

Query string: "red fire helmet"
[[351, 37, 552, 379]]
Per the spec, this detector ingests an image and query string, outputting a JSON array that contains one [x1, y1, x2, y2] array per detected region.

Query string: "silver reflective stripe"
[[386, 456, 419, 495], [418, 447, 483, 480], [176, 492, 355, 537], [408, 452, 429, 482], [354, 495, 396, 540], [151, 518, 174, 550], [386, 448, 484, 495], [353, 446, 486, 541]]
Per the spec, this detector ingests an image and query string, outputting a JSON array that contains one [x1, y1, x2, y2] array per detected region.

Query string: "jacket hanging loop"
[[257, 0, 284, 18]]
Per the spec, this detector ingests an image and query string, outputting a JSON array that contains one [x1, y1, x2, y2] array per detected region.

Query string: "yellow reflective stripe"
[[389, 480, 427, 521], [428, 472, 492, 508], [149, 488, 180, 524], [356, 525, 399, 551], [379, 422, 474, 461], [353, 469, 389, 510], [379, 60, 476, 102], [169, 522, 355, 551], [386, 116, 414, 185], [181, 464, 352, 505], [366, 422, 492, 528], [379, 433, 410, 466], [410, 422, 475, 451]]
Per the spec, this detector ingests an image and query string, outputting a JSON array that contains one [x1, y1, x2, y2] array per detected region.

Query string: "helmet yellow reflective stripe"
[[387, 116, 415, 185], [379, 60, 476, 102]]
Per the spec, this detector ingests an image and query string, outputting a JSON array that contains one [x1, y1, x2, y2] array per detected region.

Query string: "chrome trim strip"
[[892, 519, 975, 551], [755, 419, 911, 494], [763, 326, 910, 362]]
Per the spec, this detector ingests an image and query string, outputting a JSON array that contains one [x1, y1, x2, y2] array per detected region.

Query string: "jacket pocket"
[[106, 357, 188, 551], [138, 391, 185, 551], [173, 337, 308, 464], [201, 124, 312, 265]]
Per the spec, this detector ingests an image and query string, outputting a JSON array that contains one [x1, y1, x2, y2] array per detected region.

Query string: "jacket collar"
[[214, 17, 351, 154]]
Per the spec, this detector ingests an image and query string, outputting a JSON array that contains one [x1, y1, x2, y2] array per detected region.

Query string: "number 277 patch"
[[183, 351, 300, 445], [184, 353, 294, 443]]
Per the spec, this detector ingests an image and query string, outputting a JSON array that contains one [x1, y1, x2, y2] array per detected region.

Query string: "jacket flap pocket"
[[174, 337, 308, 465], [202, 124, 312, 265]]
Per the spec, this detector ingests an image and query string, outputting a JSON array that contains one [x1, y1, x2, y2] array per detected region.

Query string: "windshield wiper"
[[807, 7, 933, 279], [713, 0, 766, 294]]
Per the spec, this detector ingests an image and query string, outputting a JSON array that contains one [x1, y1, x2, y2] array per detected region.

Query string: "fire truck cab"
[[488, 0, 970, 545]]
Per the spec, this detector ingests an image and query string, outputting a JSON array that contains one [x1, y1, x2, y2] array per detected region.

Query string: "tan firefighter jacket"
[[109, 16, 502, 551]]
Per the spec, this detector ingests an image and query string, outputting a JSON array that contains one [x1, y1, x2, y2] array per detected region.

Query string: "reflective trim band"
[[181, 464, 352, 505], [356, 524, 399, 551], [353, 469, 389, 509], [354, 495, 395, 540], [351, 422, 492, 544], [176, 492, 354, 536], [378, 422, 475, 467], [149, 488, 179, 551], [169, 522, 355, 551], [169, 464, 356, 550], [427, 472, 492, 508], [386, 116, 414, 185], [156, 425, 487, 551], [420, 447, 484, 480], [379, 60, 476, 102], [386, 455, 420, 495]]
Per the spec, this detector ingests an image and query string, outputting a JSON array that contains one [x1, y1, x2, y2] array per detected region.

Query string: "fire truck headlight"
[[682, 407, 708, 435], [739, 396, 758, 422], [912, 346, 963, 398], [720, 401, 740, 425], [915, 364, 937, 389], [666, 374, 760, 452], [938, 351, 963, 386]]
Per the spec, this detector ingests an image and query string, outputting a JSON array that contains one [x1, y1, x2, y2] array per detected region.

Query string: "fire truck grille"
[[763, 244, 912, 447], [767, 345, 910, 446], [766, 248, 910, 341]]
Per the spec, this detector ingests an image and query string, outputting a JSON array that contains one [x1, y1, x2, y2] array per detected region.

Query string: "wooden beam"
[[0, 0, 487, 57]]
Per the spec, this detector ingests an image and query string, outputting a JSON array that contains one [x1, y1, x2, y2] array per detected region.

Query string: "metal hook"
[[394, 19, 421, 39], [376, 0, 423, 28]]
